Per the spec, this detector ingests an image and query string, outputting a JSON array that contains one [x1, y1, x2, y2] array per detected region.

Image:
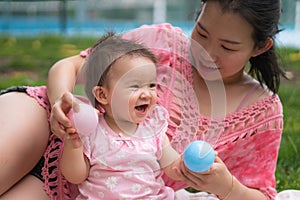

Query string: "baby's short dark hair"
[[83, 32, 157, 106]]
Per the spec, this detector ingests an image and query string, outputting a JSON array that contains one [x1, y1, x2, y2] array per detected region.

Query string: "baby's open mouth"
[[135, 104, 148, 112]]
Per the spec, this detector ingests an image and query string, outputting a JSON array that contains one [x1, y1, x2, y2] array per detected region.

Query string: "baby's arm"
[[60, 138, 90, 184], [159, 135, 183, 180]]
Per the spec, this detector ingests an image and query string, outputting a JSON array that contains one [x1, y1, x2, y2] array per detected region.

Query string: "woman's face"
[[190, 1, 260, 83]]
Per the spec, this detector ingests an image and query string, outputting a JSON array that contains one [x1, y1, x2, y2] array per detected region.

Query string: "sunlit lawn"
[[276, 47, 300, 190], [0, 35, 299, 191]]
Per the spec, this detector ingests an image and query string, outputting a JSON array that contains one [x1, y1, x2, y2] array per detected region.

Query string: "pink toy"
[[68, 103, 98, 136]]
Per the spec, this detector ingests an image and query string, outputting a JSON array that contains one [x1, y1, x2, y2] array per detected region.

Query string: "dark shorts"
[[0, 86, 45, 182]]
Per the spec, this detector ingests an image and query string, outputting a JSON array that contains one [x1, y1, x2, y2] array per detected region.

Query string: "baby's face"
[[106, 55, 157, 125]]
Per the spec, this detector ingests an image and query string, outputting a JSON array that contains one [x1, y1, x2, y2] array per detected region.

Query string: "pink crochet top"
[[41, 23, 283, 200]]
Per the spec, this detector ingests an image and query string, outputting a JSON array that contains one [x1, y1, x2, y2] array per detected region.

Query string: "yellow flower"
[[289, 52, 300, 61]]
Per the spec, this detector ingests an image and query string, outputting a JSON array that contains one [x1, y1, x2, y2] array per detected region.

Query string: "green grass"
[[0, 35, 300, 191], [0, 35, 97, 89], [276, 47, 300, 191]]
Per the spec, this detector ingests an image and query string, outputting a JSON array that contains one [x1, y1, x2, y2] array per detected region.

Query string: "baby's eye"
[[130, 85, 139, 88], [149, 83, 156, 88]]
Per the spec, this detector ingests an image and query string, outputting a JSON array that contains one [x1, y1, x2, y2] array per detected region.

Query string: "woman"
[[0, 0, 285, 199]]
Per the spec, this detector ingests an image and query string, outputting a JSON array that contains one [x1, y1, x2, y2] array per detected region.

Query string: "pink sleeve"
[[80, 48, 92, 58], [121, 23, 187, 56]]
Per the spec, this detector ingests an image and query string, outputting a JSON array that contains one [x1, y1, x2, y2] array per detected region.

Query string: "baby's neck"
[[103, 114, 138, 136]]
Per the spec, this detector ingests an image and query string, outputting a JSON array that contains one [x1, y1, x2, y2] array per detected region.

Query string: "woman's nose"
[[193, 41, 217, 65], [203, 44, 217, 63]]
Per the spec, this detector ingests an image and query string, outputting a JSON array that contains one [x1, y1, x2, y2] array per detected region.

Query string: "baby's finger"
[[66, 127, 76, 134], [67, 133, 82, 148]]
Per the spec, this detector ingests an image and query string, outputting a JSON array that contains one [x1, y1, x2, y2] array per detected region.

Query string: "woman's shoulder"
[[243, 92, 281, 113], [121, 23, 189, 51], [125, 23, 184, 35], [234, 75, 281, 111], [140, 23, 183, 30], [232, 82, 282, 119], [215, 87, 283, 145]]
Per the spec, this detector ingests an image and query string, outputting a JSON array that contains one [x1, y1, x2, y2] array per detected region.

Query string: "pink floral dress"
[[32, 23, 282, 199], [76, 105, 174, 199]]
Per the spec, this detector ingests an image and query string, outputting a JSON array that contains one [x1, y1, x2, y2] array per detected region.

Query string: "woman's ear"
[[252, 38, 273, 57], [93, 86, 108, 105]]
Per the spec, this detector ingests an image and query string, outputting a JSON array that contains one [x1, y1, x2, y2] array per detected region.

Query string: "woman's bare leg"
[[0, 92, 49, 195], [0, 175, 50, 199]]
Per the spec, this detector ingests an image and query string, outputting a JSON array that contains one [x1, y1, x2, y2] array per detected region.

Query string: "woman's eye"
[[200, 33, 207, 38], [197, 31, 207, 39], [196, 28, 207, 39], [222, 45, 236, 52]]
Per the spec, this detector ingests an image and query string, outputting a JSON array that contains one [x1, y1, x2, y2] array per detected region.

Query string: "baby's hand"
[[65, 128, 82, 149]]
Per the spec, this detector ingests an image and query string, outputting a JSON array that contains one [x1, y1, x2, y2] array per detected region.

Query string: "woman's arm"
[[47, 55, 91, 183], [47, 55, 85, 106], [178, 155, 268, 200], [47, 55, 85, 137]]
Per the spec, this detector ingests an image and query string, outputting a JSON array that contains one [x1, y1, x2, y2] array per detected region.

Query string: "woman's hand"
[[178, 154, 234, 198], [50, 92, 76, 138], [50, 92, 83, 149]]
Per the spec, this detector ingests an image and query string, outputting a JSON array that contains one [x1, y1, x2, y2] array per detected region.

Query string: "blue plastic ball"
[[183, 140, 215, 172]]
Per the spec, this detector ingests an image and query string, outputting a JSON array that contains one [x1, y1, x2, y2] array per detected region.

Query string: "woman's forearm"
[[223, 176, 267, 200], [47, 55, 85, 107]]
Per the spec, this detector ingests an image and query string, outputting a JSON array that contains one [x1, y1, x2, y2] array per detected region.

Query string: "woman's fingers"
[[179, 154, 225, 190], [50, 92, 74, 136], [179, 159, 204, 187], [50, 116, 67, 136]]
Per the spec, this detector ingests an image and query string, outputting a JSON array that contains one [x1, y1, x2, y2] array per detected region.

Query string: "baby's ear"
[[93, 86, 108, 105]]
